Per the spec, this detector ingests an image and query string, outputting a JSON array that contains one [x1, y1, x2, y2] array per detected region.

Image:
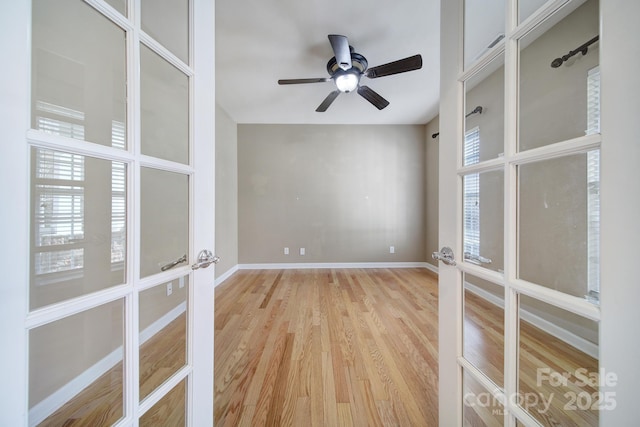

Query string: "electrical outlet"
[[178, 276, 185, 289], [390, 246, 395, 254], [166, 282, 173, 296], [284, 247, 289, 255], [300, 248, 305, 256]]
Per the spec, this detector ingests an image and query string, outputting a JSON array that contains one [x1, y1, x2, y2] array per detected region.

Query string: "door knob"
[[191, 249, 219, 270], [432, 246, 456, 266]]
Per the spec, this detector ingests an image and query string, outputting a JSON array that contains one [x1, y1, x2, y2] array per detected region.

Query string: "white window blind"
[[34, 149, 85, 275], [586, 67, 600, 301], [111, 120, 126, 264], [33, 102, 127, 277], [464, 127, 480, 257], [35, 100, 85, 141]]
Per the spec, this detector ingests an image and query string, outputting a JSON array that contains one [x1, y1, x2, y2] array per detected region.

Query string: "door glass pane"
[[464, 55, 505, 165], [518, 0, 599, 151], [139, 276, 189, 400], [518, 151, 600, 300], [518, 0, 548, 24], [464, 0, 505, 69], [29, 299, 125, 426], [32, 0, 127, 149], [464, 274, 504, 387], [30, 148, 127, 309], [463, 371, 505, 426], [141, 0, 189, 64], [140, 378, 187, 426], [141, 44, 190, 164], [105, 0, 127, 16], [463, 170, 504, 273], [518, 295, 599, 427], [140, 167, 189, 278]]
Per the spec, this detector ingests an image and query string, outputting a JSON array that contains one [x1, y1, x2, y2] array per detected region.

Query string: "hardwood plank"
[[215, 268, 439, 426], [37, 267, 598, 426]]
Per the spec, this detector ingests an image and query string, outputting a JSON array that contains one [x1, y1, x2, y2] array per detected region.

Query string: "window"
[[586, 66, 600, 302], [464, 127, 480, 258], [33, 148, 85, 275], [32, 103, 126, 280], [111, 121, 126, 265]]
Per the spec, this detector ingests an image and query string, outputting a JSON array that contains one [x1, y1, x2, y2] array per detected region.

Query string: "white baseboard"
[[423, 262, 439, 275], [29, 302, 187, 426], [28, 347, 122, 427], [139, 302, 187, 345], [215, 264, 239, 287], [238, 261, 430, 270], [464, 281, 598, 359]]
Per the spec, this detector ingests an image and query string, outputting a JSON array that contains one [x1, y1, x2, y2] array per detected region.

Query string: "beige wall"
[[518, 0, 598, 297], [139, 168, 189, 278], [214, 105, 238, 278], [238, 124, 426, 263], [139, 277, 188, 331]]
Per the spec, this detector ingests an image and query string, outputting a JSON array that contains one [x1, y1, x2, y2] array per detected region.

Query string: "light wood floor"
[[215, 268, 440, 426], [464, 290, 598, 427], [216, 269, 599, 427], [38, 313, 186, 426], [37, 267, 598, 426]]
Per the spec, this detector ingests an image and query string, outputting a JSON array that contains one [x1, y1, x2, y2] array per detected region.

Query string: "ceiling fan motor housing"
[[326, 52, 368, 76]]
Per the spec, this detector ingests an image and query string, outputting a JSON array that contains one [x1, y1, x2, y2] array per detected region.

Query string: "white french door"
[[438, 0, 640, 426], [0, 0, 215, 425]]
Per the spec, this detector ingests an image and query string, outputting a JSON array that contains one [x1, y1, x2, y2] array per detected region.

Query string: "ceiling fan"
[[278, 34, 423, 112]]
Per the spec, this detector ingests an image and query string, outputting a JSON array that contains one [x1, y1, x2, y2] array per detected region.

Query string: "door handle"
[[161, 254, 187, 271], [191, 249, 220, 270], [432, 246, 457, 266], [464, 252, 492, 265]]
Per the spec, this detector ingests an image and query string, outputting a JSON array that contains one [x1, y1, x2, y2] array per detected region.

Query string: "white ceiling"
[[215, 0, 441, 125]]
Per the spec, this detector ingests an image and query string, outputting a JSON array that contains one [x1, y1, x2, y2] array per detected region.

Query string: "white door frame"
[[438, 0, 640, 425], [0, 1, 215, 424]]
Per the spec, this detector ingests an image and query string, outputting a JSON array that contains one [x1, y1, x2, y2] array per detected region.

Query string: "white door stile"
[[190, 1, 216, 425], [127, 14, 141, 416], [438, 0, 464, 425], [503, 24, 518, 416], [599, 0, 640, 425], [0, 1, 30, 424]]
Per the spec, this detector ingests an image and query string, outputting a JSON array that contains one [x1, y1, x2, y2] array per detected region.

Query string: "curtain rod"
[[551, 35, 599, 68], [432, 106, 483, 139]]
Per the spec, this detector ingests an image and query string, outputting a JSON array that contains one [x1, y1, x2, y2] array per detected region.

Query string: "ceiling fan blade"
[[364, 54, 423, 78], [357, 86, 390, 110], [316, 90, 340, 112], [278, 77, 331, 85], [328, 34, 352, 70]]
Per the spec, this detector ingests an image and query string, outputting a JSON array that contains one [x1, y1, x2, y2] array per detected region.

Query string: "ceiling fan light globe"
[[335, 73, 359, 93]]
